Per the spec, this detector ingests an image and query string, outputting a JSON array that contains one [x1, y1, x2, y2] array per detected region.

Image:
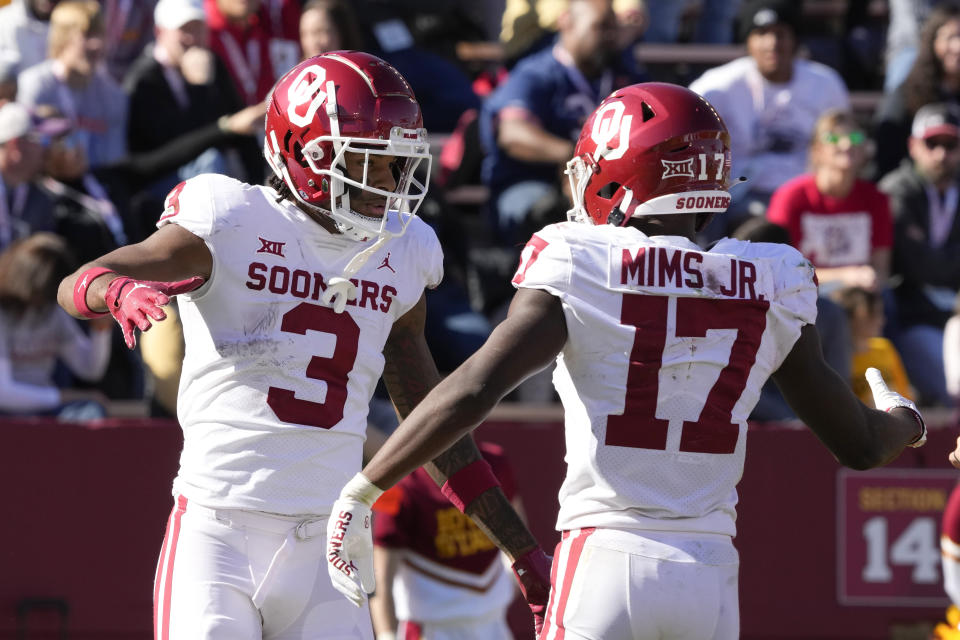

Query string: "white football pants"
[[540, 528, 739, 640], [153, 495, 374, 640]]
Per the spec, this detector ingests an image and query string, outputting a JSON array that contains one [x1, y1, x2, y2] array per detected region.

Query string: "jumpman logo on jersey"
[[377, 252, 395, 273], [257, 237, 286, 257]]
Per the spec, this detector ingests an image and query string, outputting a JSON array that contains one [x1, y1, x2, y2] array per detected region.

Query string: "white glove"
[[865, 367, 926, 447], [326, 473, 383, 606]]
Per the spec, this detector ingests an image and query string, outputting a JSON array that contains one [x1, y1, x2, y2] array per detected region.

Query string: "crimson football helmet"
[[264, 51, 431, 241], [566, 82, 732, 227]]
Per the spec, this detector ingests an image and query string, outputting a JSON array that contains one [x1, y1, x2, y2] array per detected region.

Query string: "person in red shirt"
[[766, 109, 893, 293], [370, 442, 521, 640], [204, 0, 301, 105]]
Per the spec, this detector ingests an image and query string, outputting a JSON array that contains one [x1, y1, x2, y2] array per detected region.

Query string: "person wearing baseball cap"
[[125, 0, 263, 191], [0, 102, 60, 250], [737, 0, 802, 45], [154, 0, 206, 33], [911, 102, 960, 142], [689, 0, 850, 241], [877, 101, 960, 408]]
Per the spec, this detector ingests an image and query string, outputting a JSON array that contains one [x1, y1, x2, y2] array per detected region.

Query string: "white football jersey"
[[157, 174, 443, 515], [512, 222, 817, 536]]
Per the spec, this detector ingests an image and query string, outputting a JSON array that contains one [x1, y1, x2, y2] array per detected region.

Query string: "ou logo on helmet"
[[287, 64, 329, 127], [590, 101, 632, 161]]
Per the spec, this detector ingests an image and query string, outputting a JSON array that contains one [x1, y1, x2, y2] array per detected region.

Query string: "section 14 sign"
[[838, 469, 958, 606]]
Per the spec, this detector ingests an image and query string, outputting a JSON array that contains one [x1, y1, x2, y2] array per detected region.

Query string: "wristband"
[[440, 458, 500, 513], [341, 472, 384, 508], [73, 267, 115, 318]]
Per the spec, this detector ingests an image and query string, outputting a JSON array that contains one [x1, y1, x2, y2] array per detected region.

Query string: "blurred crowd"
[[1, 0, 960, 423]]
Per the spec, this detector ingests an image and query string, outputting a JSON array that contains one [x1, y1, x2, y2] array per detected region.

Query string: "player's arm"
[[375, 287, 566, 496], [379, 292, 543, 561], [58, 224, 211, 317], [57, 224, 211, 347], [369, 545, 400, 639], [497, 109, 575, 164], [329, 287, 565, 624], [771, 323, 924, 469]]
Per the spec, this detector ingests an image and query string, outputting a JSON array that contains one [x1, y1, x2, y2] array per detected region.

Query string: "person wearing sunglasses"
[[876, 102, 960, 407], [766, 109, 893, 295]]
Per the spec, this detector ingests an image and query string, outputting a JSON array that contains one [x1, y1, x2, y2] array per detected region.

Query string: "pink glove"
[[512, 547, 552, 638], [104, 276, 205, 348]]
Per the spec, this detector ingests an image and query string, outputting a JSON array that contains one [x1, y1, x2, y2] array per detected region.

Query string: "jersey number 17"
[[606, 293, 769, 454]]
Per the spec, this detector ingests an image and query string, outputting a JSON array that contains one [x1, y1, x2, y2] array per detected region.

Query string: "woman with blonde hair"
[[767, 109, 893, 293], [16, 0, 128, 169]]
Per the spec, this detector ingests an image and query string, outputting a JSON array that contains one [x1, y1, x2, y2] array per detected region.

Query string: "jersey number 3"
[[267, 302, 359, 429], [606, 294, 769, 454]]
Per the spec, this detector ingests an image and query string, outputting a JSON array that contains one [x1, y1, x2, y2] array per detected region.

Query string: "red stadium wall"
[[2, 415, 959, 639]]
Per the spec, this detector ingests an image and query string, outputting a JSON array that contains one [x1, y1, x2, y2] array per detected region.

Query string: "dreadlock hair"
[[269, 174, 293, 204]]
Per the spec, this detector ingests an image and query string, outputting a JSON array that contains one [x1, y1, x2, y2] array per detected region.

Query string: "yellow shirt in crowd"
[[850, 337, 913, 407]]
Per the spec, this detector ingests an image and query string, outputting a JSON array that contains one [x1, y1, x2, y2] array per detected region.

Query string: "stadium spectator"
[[689, 0, 849, 240], [499, 0, 648, 67], [875, 2, 960, 179], [644, 0, 740, 44], [945, 292, 960, 401], [833, 285, 913, 407], [124, 0, 262, 189], [299, 0, 364, 59], [56, 52, 547, 638], [205, 0, 301, 106], [39, 125, 125, 262], [101, 0, 157, 83], [731, 217, 852, 422], [883, 0, 936, 93], [17, 1, 128, 169], [0, 0, 58, 75], [370, 441, 520, 640], [480, 0, 644, 248], [29, 95, 268, 254], [0, 101, 61, 251], [0, 54, 18, 105], [347, 0, 483, 132], [0, 232, 111, 419], [327, 83, 927, 640], [878, 102, 960, 407], [766, 110, 892, 294]]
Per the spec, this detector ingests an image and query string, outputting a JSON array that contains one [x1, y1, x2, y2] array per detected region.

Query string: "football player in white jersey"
[[56, 52, 549, 640], [326, 83, 929, 640]]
